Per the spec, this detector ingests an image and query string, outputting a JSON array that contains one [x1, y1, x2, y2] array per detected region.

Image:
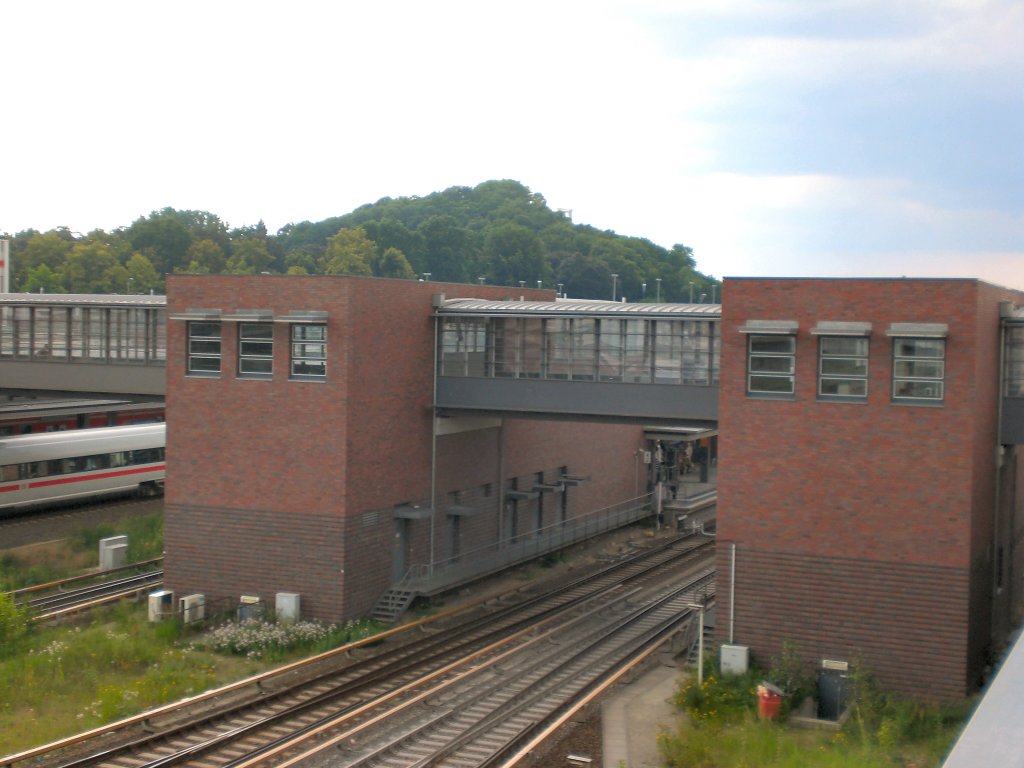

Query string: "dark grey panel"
[[436, 376, 718, 423], [0, 361, 165, 397], [1002, 398, 1024, 444]]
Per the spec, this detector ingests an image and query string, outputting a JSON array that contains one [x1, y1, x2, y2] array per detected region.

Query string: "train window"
[[1, 464, 17, 482], [62, 457, 85, 474], [24, 461, 49, 479], [188, 321, 222, 375], [109, 451, 126, 468], [291, 324, 327, 379], [83, 454, 110, 471], [239, 323, 274, 377]]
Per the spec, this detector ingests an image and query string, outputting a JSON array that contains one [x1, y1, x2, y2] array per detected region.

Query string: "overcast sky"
[[2, 1, 1021, 287]]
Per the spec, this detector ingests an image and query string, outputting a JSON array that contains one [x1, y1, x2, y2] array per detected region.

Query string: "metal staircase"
[[370, 588, 416, 624]]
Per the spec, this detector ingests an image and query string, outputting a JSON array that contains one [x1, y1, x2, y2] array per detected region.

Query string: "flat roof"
[[0, 293, 166, 307], [438, 298, 721, 319]]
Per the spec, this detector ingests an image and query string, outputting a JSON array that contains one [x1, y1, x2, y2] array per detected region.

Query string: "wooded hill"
[[3, 180, 719, 302]]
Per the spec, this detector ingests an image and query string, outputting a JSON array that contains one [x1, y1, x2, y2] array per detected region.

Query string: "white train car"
[[0, 423, 165, 514]]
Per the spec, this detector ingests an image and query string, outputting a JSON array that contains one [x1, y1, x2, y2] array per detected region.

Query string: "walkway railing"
[[402, 494, 656, 594]]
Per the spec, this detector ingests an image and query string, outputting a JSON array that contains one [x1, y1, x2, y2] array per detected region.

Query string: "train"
[[0, 423, 165, 514], [0, 398, 165, 436]]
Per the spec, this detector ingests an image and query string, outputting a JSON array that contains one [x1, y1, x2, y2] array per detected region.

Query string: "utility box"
[[720, 644, 750, 675], [238, 595, 262, 621], [147, 590, 174, 622], [276, 592, 301, 622], [179, 594, 206, 624], [99, 536, 128, 571]]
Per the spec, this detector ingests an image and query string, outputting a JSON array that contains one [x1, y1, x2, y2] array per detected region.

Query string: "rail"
[[403, 493, 656, 588]]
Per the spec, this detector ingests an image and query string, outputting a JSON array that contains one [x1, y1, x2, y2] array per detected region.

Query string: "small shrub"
[[0, 593, 29, 652], [767, 640, 815, 715]]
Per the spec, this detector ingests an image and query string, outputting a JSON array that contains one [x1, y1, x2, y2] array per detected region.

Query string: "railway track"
[[7, 559, 164, 621], [7, 533, 714, 768]]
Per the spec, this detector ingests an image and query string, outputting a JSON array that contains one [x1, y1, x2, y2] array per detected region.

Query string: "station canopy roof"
[[437, 298, 721, 319]]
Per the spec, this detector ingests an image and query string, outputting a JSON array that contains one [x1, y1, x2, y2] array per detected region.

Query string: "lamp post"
[[656, 278, 661, 303], [126, 277, 134, 294], [422, 272, 431, 281], [641, 282, 646, 301], [537, 280, 542, 289], [611, 273, 618, 301], [557, 283, 564, 298], [689, 281, 694, 303], [712, 285, 717, 304], [700, 293, 707, 303], [478, 277, 485, 285]]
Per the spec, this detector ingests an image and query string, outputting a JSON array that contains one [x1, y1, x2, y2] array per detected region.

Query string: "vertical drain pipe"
[[429, 302, 441, 578], [730, 542, 736, 644]]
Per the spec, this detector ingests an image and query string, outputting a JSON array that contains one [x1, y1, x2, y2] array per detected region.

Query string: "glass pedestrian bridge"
[[0, 294, 166, 397], [0, 293, 723, 424], [435, 297, 720, 424]]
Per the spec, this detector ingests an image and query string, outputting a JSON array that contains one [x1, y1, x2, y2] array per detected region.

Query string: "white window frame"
[[238, 322, 274, 377], [290, 323, 327, 379], [818, 336, 869, 399], [187, 321, 221, 375], [892, 337, 945, 402], [747, 334, 796, 395]]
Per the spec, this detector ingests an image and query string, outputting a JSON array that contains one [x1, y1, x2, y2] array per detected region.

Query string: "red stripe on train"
[[0, 465, 165, 492]]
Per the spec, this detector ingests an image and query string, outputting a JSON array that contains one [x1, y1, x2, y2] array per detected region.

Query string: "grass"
[[0, 512, 165, 591], [660, 649, 970, 767], [0, 600, 381, 756], [0, 514, 385, 756]]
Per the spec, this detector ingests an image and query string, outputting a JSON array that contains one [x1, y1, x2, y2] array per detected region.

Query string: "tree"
[[23, 264, 65, 294], [555, 253, 613, 300], [324, 227, 374, 276], [61, 242, 128, 293], [377, 247, 416, 279], [125, 253, 160, 294], [418, 215, 473, 282], [185, 239, 227, 274], [284, 244, 325, 275], [22, 231, 72, 272], [126, 211, 193, 276], [482, 222, 547, 288], [225, 238, 274, 275]]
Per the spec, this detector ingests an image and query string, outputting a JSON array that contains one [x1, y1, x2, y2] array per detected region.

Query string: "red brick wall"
[[715, 277, 1020, 699], [165, 275, 645, 622]]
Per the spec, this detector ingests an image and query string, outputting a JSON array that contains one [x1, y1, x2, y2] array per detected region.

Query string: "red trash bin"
[[757, 683, 784, 720]]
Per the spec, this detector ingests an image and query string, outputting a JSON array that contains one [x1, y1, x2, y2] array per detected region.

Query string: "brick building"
[[716, 278, 1024, 700], [163, 275, 647, 622]]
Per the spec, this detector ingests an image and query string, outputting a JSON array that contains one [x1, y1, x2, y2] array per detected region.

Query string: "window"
[[747, 335, 795, 394], [892, 338, 945, 401], [188, 321, 221, 374], [819, 337, 868, 398], [291, 324, 326, 378], [238, 323, 273, 376], [1005, 325, 1024, 397]]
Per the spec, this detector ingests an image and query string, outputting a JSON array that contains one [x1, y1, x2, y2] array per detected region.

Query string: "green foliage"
[[376, 247, 416, 279], [663, 654, 967, 766], [6, 181, 720, 298], [0, 593, 29, 652], [325, 227, 375, 276], [676, 657, 762, 726], [767, 640, 815, 714]]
